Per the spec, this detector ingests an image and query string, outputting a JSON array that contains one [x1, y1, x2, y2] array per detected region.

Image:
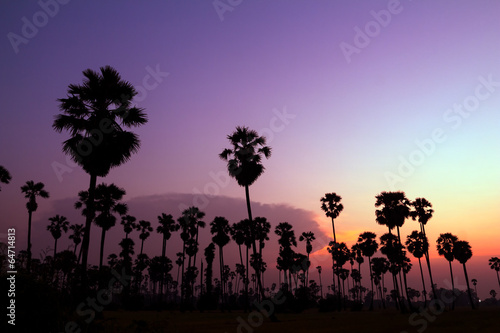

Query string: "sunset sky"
[[1, 1, 499, 299]]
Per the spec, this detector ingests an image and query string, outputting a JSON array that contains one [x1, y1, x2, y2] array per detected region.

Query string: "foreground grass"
[[92, 307, 500, 333]]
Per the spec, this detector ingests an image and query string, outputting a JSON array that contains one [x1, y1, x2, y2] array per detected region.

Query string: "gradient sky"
[[1, 1, 499, 299]]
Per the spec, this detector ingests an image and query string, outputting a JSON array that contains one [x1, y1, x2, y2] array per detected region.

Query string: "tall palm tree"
[[357, 231, 379, 309], [453, 240, 475, 309], [53, 66, 148, 282], [69, 223, 84, 259], [406, 230, 429, 306], [320, 193, 343, 243], [137, 220, 153, 256], [210, 216, 231, 307], [488, 257, 500, 289], [121, 215, 138, 239], [275, 222, 297, 292], [316, 266, 323, 298], [230, 219, 251, 309], [21, 180, 49, 273], [410, 198, 437, 300], [47, 215, 69, 257], [0, 165, 12, 191], [204, 243, 216, 295], [371, 257, 390, 307], [436, 233, 458, 309], [157, 213, 179, 299], [299, 231, 315, 287], [329, 241, 350, 305], [220, 126, 271, 300], [380, 232, 405, 310], [75, 183, 128, 270]]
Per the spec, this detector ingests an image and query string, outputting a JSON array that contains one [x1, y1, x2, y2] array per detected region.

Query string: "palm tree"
[[317, 267, 323, 298], [275, 222, 297, 292], [53, 66, 148, 282], [137, 220, 153, 256], [410, 198, 437, 300], [21, 180, 49, 273], [210, 216, 231, 307], [47, 215, 69, 257], [488, 257, 500, 289], [204, 243, 216, 295], [69, 223, 84, 259], [380, 232, 405, 310], [406, 230, 429, 306], [371, 257, 389, 307], [157, 213, 179, 299], [0, 165, 12, 191], [471, 278, 477, 297], [299, 231, 315, 287], [357, 231, 379, 309], [231, 219, 251, 309], [121, 215, 138, 239], [453, 240, 475, 309], [320, 193, 343, 243], [220, 126, 271, 300], [436, 233, 458, 309], [254, 216, 271, 294], [329, 241, 350, 305]]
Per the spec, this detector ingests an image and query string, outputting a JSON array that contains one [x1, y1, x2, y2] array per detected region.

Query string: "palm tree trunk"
[[81, 173, 97, 288], [462, 263, 475, 309], [27, 210, 33, 273], [160, 237, 166, 300], [496, 271, 500, 289], [219, 245, 224, 310], [418, 257, 427, 306], [368, 256, 374, 310], [331, 217, 336, 243], [422, 224, 438, 300], [448, 260, 455, 310], [99, 228, 106, 270], [54, 238, 58, 258]]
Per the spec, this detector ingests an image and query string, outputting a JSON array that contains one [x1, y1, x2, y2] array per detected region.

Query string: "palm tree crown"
[[0, 165, 12, 191]]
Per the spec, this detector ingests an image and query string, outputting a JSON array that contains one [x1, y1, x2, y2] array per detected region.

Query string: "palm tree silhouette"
[[275, 222, 297, 292], [121, 215, 138, 239], [410, 198, 437, 300], [380, 232, 405, 310], [53, 66, 147, 283], [204, 243, 216, 295], [357, 231, 379, 309], [320, 193, 344, 243], [316, 266, 323, 298], [299, 231, 315, 287], [230, 219, 251, 308], [210, 216, 231, 308], [406, 230, 429, 306], [47, 215, 69, 257], [453, 240, 475, 309], [137, 220, 153, 257], [329, 241, 350, 305], [371, 257, 389, 307], [351, 243, 364, 301], [471, 278, 478, 297], [436, 232, 458, 309], [21, 180, 49, 273], [488, 257, 500, 289], [157, 213, 179, 299], [254, 216, 271, 295], [69, 223, 84, 261], [220, 126, 271, 300], [0, 165, 12, 191]]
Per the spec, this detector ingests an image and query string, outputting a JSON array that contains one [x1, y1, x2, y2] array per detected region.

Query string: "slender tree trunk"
[[418, 257, 427, 307], [462, 263, 475, 309], [81, 173, 97, 289], [99, 228, 106, 270], [160, 237, 166, 301], [331, 217, 336, 243], [219, 245, 224, 310], [368, 256, 374, 310], [27, 210, 33, 273], [245, 244, 249, 312], [54, 238, 58, 258], [319, 272, 323, 299], [496, 271, 500, 289], [448, 260, 455, 310], [421, 224, 437, 300]]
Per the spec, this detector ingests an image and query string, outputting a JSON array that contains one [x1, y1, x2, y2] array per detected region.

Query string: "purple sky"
[[1, 1, 499, 299]]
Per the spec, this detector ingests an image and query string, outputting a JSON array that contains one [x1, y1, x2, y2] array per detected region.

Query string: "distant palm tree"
[[410, 198, 437, 300], [490, 289, 497, 299], [204, 243, 216, 295], [317, 266, 323, 298], [299, 231, 315, 287], [380, 232, 405, 310], [329, 241, 350, 304], [0, 165, 12, 191], [371, 257, 390, 306], [406, 230, 429, 306], [137, 220, 153, 256], [76, 183, 128, 270], [488, 257, 500, 289], [453, 240, 475, 309], [436, 232, 458, 309], [320, 193, 344, 243], [69, 223, 84, 259], [47, 215, 69, 257], [210, 216, 231, 307], [275, 222, 297, 292], [53, 66, 148, 282], [157, 213, 179, 299], [220, 126, 271, 300], [471, 278, 478, 297], [121, 215, 138, 239], [357, 231, 379, 309], [21, 180, 49, 273]]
